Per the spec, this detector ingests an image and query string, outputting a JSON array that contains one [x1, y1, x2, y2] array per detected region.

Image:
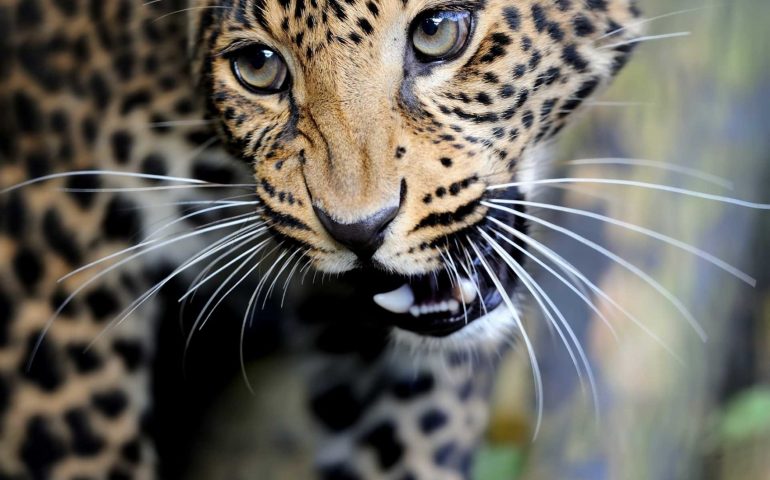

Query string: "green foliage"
[[714, 387, 770, 444], [473, 443, 525, 480]]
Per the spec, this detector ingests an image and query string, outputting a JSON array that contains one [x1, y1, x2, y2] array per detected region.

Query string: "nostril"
[[314, 205, 399, 261]]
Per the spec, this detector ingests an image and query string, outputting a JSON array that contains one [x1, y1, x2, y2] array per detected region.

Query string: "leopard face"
[[192, 0, 641, 339]]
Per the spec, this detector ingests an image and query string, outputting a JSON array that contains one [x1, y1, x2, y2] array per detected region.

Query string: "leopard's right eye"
[[230, 45, 289, 94]]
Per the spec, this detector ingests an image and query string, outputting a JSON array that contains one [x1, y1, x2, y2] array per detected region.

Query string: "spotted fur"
[[0, 0, 641, 478]]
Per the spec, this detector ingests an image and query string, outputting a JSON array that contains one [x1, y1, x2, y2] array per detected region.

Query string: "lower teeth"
[[408, 299, 462, 318], [372, 276, 474, 317]]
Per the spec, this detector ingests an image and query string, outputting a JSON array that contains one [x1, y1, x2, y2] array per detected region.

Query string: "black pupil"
[[421, 16, 442, 36], [249, 49, 270, 70]]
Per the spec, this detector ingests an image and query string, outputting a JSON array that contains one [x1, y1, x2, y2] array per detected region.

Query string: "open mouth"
[[369, 265, 513, 337], [297, 188, 528, 338], [335, 237, 522, 337]]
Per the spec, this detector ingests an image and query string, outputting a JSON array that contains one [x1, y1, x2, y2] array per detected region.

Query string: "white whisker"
[[487, 216, 681, 362], [262, 249, 302, 308], [60, 183, 256, 193], [468, 239, 543, 439], [488, 226, 618, 341], [70, 217, 260, 354], [600, 31, 691, 50], [488, 177, 770, 210], [180, 233, 270, 301], [566, 158, 734, 190], [148, 119, 216, 128], [251, 249, 291, 314], [484, 202, 707, 342], [179, 225, 263, 330], [443, 248, 469, 324], [59, 213, 260, 282], [281, 251, 307, 308], [597, 6, 716, 42], [146, 203, 259, 241], [459, 244, 488, 317], [299, 257, 315, 285], [193, 240, 277, 332], [491, 198, 755, 286], [480, 229, 599, 418], [1, 170, 206, 195], [152, 6, 230, 23]]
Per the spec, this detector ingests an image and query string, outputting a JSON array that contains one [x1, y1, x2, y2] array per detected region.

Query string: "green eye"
[[411, 10, 471, 61], [231, 45, 289, 94]]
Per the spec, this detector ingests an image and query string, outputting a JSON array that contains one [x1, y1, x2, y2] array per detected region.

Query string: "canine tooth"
[[455, 278, 478, 303], [440, 301, 449, 311], [420, 305, 430, 314], [410, 306, 420, 317], [448, 299, 460, 312], [373, 284, 414, 314]]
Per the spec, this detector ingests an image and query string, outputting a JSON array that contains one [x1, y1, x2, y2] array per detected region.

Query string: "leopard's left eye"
[[411, 10, 471, 61], [230, 44, 289, 94]]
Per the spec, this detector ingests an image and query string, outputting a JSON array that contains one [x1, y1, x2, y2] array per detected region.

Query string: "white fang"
[[455, 277, 478, 303], [373, 284, 415, 314]]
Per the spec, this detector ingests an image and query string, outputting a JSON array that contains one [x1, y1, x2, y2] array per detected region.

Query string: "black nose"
[[314, 205, 399, 261]]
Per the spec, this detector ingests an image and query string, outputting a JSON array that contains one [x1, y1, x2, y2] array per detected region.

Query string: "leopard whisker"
[[250, 248, 292, 314], [459, 243, 488, 317], [438, 249, 457, 288], [185, 242, 271, 359], [146, 203, 260, 241], [244, 242, 288, 327], [281, 251, 308, 308], [468, 238, 543, 439], [585, 100, 651, 108], [30, 215, 259, 366], [487, 216, 682, 363], [597, 5, 716, 42], [600, 31, 691, 50], [148, 119, 216, 128], [180, 232, 271, 302], [564, 158, 734, 190], [179, 224, 265, 331], [487, 177, 770, 210], [59, 212, 261, 282], [0, 170, 208, 195], [152, 5, 231, 24], [193, 239, 278, 333], [299, 257, 315, 285], [182, 240, 269, 360], [481, 229, 600, 417], [443, 248, 469, 325], [262, 248, 302, 308], [60, 183, 256, 193], [484, 201, 707, 342], [236, 243, 291, 392], [488, 226, 618, 341], [490, 198, 755, 286], [88, 220, 264, 348]]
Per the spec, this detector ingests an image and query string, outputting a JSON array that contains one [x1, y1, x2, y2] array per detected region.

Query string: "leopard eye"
[[411, 10, 471, 61], [231, 45, 289, 94]]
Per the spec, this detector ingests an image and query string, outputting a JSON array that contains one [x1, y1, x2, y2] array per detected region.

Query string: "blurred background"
[[179, 0, 770, 478], [481, 0, 770, 478]]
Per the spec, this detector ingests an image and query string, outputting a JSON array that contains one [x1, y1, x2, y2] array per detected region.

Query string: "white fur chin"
[[389, 304, 519, 351]]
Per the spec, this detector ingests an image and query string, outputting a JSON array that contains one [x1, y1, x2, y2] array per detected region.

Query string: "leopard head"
[[189, 0, 641, 340]]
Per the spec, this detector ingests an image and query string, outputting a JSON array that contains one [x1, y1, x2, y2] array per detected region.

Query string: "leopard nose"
[[314, 205, 399, 261]]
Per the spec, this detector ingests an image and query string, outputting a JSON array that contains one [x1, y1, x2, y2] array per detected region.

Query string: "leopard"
[[0, 0, 645, 478]]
